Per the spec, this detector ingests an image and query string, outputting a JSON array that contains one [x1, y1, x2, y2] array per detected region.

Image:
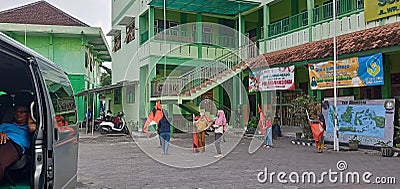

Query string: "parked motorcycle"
[[82, 111, 105, 131], [99, 111, 129, 135]]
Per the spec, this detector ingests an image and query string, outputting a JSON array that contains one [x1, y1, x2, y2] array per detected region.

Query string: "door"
[[37, 59, 79, 188]]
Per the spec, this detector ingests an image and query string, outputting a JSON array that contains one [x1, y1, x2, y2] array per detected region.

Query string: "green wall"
[[270, 0, 292, 22], [53, 37, 84, 73]]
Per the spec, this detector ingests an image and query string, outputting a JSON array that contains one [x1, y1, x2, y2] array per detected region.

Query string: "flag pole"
[[333, 0, 339, 151]]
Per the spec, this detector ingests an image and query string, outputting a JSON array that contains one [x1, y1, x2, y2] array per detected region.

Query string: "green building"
[[106, 0, 400, 131], [0, 1, 112, 121]]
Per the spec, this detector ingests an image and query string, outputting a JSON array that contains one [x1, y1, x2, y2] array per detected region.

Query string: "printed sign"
[[309, 53, 384, 90], [365, 0, 400, 22], [249, 66, 295, 92], [322, 99, 395, 146]]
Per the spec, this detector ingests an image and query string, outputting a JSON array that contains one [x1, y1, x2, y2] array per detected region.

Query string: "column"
[[307, 0, 314, 42], [49, 34, 54, 61], [263, 4, 270, 53], [149, 7, 155, 40], [382, 55, 391, 98], [196, 13, 202, 59]]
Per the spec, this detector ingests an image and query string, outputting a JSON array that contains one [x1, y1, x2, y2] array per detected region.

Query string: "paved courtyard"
[[77, 131, 400, 189]]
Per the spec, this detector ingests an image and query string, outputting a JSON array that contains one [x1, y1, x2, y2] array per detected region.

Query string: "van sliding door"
[[36, 59, 78, 189]]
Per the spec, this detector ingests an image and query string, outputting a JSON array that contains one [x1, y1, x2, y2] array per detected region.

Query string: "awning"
[[106, 29, 121, 36], [74, 80, 138, 97], [117, 16, 135, 26], [148, 0, 260, 16]]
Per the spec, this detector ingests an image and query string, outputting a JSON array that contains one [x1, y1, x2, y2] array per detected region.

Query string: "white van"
[[0, 32, 78, 188]]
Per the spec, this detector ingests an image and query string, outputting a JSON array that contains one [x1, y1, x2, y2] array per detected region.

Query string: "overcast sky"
[[0, 0, 111, 37], [0, 0, 112, 66]]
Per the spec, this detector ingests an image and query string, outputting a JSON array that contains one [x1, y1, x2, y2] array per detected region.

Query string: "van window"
[[38, 62, 77, 124]]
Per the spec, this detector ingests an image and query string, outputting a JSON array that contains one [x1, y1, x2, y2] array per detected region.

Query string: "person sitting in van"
[[0, 105, 36, 181]]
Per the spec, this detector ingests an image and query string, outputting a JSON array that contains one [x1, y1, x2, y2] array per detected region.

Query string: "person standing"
[[212, 110, 226, 158], [158, 109, 171, 155], [262, 113, 273, 148], [195, 112, 211, 153], [86, 106, 93, 133]]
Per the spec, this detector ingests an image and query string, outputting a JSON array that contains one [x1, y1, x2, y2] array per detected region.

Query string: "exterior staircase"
[[151, 43, 257, 102]]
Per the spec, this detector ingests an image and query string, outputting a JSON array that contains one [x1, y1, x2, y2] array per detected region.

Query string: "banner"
[[249, 65, 295, 92], [365, 0, 400, 22], [322, 99, 395, 146], [308, 53, 384, 90]]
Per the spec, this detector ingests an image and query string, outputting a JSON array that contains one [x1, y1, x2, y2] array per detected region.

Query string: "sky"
[[0, 0, 112, 67]]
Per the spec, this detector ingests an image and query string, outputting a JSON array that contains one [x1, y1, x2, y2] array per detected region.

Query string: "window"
[[360, 86, 382, 99], [125, 21, 135, 44], [114, 88, 121, 104], [40, 60, 77, 124], [126, 85, 135, 103], [113, 34, 121, 52], [392, 73, 400, 97]]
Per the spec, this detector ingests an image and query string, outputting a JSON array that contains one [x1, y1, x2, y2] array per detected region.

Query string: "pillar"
[[307, 0, 314, 41], [263, 4, 270, 52], [196, 13, 202, 59], [149, 7, 155, 40]]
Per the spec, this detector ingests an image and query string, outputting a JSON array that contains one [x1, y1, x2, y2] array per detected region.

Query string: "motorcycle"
[[99, 111, 129, 135], [82, 111, 105, 131]]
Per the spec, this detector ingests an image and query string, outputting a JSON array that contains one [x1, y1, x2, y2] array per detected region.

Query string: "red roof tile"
[[250, 22, 400, 69], [0, 1, 89, 27]]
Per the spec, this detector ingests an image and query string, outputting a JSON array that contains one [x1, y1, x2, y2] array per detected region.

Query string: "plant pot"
[[246, 127, 256, 134], [295, 132, 302, 139], [348, 141, 359, 151], [381, 147, 394, 157]]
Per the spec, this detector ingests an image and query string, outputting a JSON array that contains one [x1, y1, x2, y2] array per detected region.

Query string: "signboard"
[[248, 65, 295, 92], [365, 0, 400, 22], [308, 53, 384, 90], [323, 99, 395, 146]]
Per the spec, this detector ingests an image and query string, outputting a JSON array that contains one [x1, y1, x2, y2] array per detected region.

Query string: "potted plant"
[[290, 95, 319, 139], [246, 116, 258, 135], [394, 125, 400, 148], [348, 135, 360, 151], [375, 140, 393, 157]]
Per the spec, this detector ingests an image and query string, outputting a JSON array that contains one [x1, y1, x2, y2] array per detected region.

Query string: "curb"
[[291, 140, 315, 147]]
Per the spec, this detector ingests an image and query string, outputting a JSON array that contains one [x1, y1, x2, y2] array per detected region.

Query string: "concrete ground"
[[76, 131, 400, 189]]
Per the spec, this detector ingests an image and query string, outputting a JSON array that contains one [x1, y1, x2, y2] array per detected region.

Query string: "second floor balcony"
[[267, 0, 364, 39]]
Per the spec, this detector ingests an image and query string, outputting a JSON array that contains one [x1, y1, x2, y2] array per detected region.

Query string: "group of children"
[[194, 110, 226, 158]]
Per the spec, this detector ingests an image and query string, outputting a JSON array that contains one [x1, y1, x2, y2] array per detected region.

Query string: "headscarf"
[[214, 110, 226, 126], [143, 100, 163, 138], [258, 104, 266, 135]]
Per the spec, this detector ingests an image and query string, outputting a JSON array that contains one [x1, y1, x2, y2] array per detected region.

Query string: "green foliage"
[[290, 94, 319, 137], [247, 116, 259, 128], [100, 72, 111, 86], [394, 125, 400, 146]]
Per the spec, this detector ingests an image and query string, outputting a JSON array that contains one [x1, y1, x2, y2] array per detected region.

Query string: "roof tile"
[[250, 22, 400, 69], [0, 1, 88, 27]]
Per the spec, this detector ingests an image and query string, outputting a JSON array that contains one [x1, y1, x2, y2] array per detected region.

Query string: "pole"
[[163, 0, 167, 78], [333, 0, 339, 151]]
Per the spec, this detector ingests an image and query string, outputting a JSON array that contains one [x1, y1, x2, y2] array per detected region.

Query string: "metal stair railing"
[[152, 43, 258, 97]]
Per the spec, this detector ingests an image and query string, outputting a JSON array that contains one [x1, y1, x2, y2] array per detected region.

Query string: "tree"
[[100, 65, 111, 86]]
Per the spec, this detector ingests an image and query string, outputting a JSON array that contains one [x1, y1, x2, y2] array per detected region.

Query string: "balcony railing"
[[268, 11, 308, 37], [148, 27, 237, 48], [267, 0, 364, 38]]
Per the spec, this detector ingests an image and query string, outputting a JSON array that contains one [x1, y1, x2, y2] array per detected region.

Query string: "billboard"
[[249, 65, 295, 92], [309, 53, 384, 90], [322, 99, 395, 146], [365, 0, 400, 22]]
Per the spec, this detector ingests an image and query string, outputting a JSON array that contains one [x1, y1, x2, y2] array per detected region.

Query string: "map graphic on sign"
[[326, 105, 386, 138]]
